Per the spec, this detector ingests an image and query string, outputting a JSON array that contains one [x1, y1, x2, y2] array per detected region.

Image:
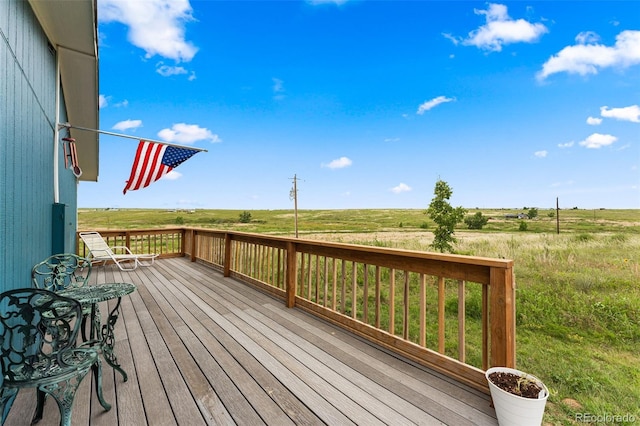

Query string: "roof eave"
[[28, 0, 99, 182]]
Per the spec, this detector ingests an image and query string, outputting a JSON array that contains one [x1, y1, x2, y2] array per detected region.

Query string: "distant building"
[[505, 213, 529, 219]]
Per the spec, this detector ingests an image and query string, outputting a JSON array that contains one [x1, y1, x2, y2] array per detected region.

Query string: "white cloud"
[[273, 78, 285, 100], [158, 123, 221, 144], [534, 150, 548, 158], [442, 33, 459, 46], [558, 141, 574, 148], [384, 137, 400, 143], [162, 170, 182, 180], [551, 180, 574, 188], [99, 0, 198, 62], [322, 157, 352, 169], [112, 119, 142, 131], [100, 95, 130, 108], [461, 3, 548, 52], [156, 63, 188, 77], [600, 105, 640, 123], [586, 116, 602, 125], [417, 96, 455, 114], [391, 183, 412, 194], [273, 78, 284, 93], [537, 30, 640, 80], [579, 133, 618, 149], [575, 31, 600, 45]]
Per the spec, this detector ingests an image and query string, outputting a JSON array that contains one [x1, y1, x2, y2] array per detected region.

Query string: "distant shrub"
[[419, 222, 429, 229], [175, 216, 184, 225], [528, 208, 539, 219], [518, 221, 528, 231], [547, 211, 556, 218], [399, 222, 403, 228], [239, 211, 252, 223], [464, 212, 489, 229]]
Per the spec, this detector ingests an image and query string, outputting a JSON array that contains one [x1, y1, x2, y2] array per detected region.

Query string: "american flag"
[[123, 141, 199, 194]]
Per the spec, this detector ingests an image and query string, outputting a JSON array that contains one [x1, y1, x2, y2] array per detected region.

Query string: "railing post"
[[224, 233, 232, 277], [180, 228, 186, 257], [489, 265, 516, 368], [190, 229, 197, 262], [285, 241, 297, 308]]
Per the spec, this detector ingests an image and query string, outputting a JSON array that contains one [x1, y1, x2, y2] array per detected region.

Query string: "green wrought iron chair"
[[0, 288, 100, 426], [31, 253, 92, 292], [32, 254, 93, 341]]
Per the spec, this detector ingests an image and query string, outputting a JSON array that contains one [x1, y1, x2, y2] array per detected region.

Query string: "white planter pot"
[[486, 367, 549, 426]]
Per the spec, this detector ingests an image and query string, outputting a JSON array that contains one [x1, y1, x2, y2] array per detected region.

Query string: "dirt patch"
[[561, 398, 583, 410]]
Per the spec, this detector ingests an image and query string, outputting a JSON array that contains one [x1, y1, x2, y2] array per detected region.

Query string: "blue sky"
[[80, 0, 640, 210]]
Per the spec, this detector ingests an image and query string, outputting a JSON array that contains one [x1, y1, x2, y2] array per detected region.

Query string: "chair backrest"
[[32, 253, 92, 291], [79, 231, 115, 258], [0, 288, 82, 381]]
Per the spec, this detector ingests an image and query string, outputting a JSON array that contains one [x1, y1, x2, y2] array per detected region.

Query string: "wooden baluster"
[[419, 273, 426, 347], [389, 269, 395, 335], [438, 276, 445, 354]]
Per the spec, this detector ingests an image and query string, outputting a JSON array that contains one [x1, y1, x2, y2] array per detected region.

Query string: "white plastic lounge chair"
[[79, 231, 158, 271]]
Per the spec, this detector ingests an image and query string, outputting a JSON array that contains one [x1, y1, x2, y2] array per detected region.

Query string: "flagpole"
[[58, 122, 209, 152]]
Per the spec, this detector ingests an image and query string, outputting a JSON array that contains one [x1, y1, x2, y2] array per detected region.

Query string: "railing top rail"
[[77, 227, 514, 269], [185, 228, 514, 269], [78, 228, 185, 235]]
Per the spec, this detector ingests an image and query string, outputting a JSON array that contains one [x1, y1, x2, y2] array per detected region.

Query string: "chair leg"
[[37, 366, 92, 426], [80, 314, 89, 342], [32, 389, 46, 424], [114, 259, 137, 271], [0, 387, 19, 426], [92, 358, 111, 411]]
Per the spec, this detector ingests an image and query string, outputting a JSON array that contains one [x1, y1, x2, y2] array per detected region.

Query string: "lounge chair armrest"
[[110, 245, 135, 254]]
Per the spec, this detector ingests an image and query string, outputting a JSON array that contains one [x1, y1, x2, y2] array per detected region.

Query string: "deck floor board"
[[5, 257, 497, 426]]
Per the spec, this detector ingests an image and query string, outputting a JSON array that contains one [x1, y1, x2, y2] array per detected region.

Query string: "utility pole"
[[556, 197, 560, 234], [290, 175, 299, 238]]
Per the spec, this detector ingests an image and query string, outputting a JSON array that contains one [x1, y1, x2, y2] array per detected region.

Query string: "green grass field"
[[79, 207, 640, 425]]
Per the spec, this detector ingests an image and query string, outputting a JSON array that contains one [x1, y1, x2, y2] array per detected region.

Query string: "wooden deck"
[[6, 257, 497, 425]]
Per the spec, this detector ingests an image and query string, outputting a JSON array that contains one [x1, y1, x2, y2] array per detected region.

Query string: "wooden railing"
[[78, 227, 515, 393], [76, 228, 186, 259]]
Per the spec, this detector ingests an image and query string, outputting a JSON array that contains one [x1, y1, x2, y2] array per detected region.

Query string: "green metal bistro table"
[[58, 282, 136, 381]]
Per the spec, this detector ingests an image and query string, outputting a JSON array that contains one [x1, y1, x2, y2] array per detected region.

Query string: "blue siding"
[[1, 0, 79, 292]]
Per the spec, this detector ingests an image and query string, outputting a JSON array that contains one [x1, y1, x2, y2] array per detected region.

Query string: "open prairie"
[[79, 208, 640, 425]]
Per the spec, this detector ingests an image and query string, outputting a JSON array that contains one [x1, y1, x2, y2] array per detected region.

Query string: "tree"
[[528, 207, 539, 219], [426, 180, 467, 252], [464, 211, 489, 229]]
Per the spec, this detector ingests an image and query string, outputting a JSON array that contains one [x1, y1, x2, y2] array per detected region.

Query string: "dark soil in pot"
[[488, 371, 544, 399]]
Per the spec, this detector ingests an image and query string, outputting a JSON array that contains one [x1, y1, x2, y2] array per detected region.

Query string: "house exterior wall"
[[0, 0, 79, 292]]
